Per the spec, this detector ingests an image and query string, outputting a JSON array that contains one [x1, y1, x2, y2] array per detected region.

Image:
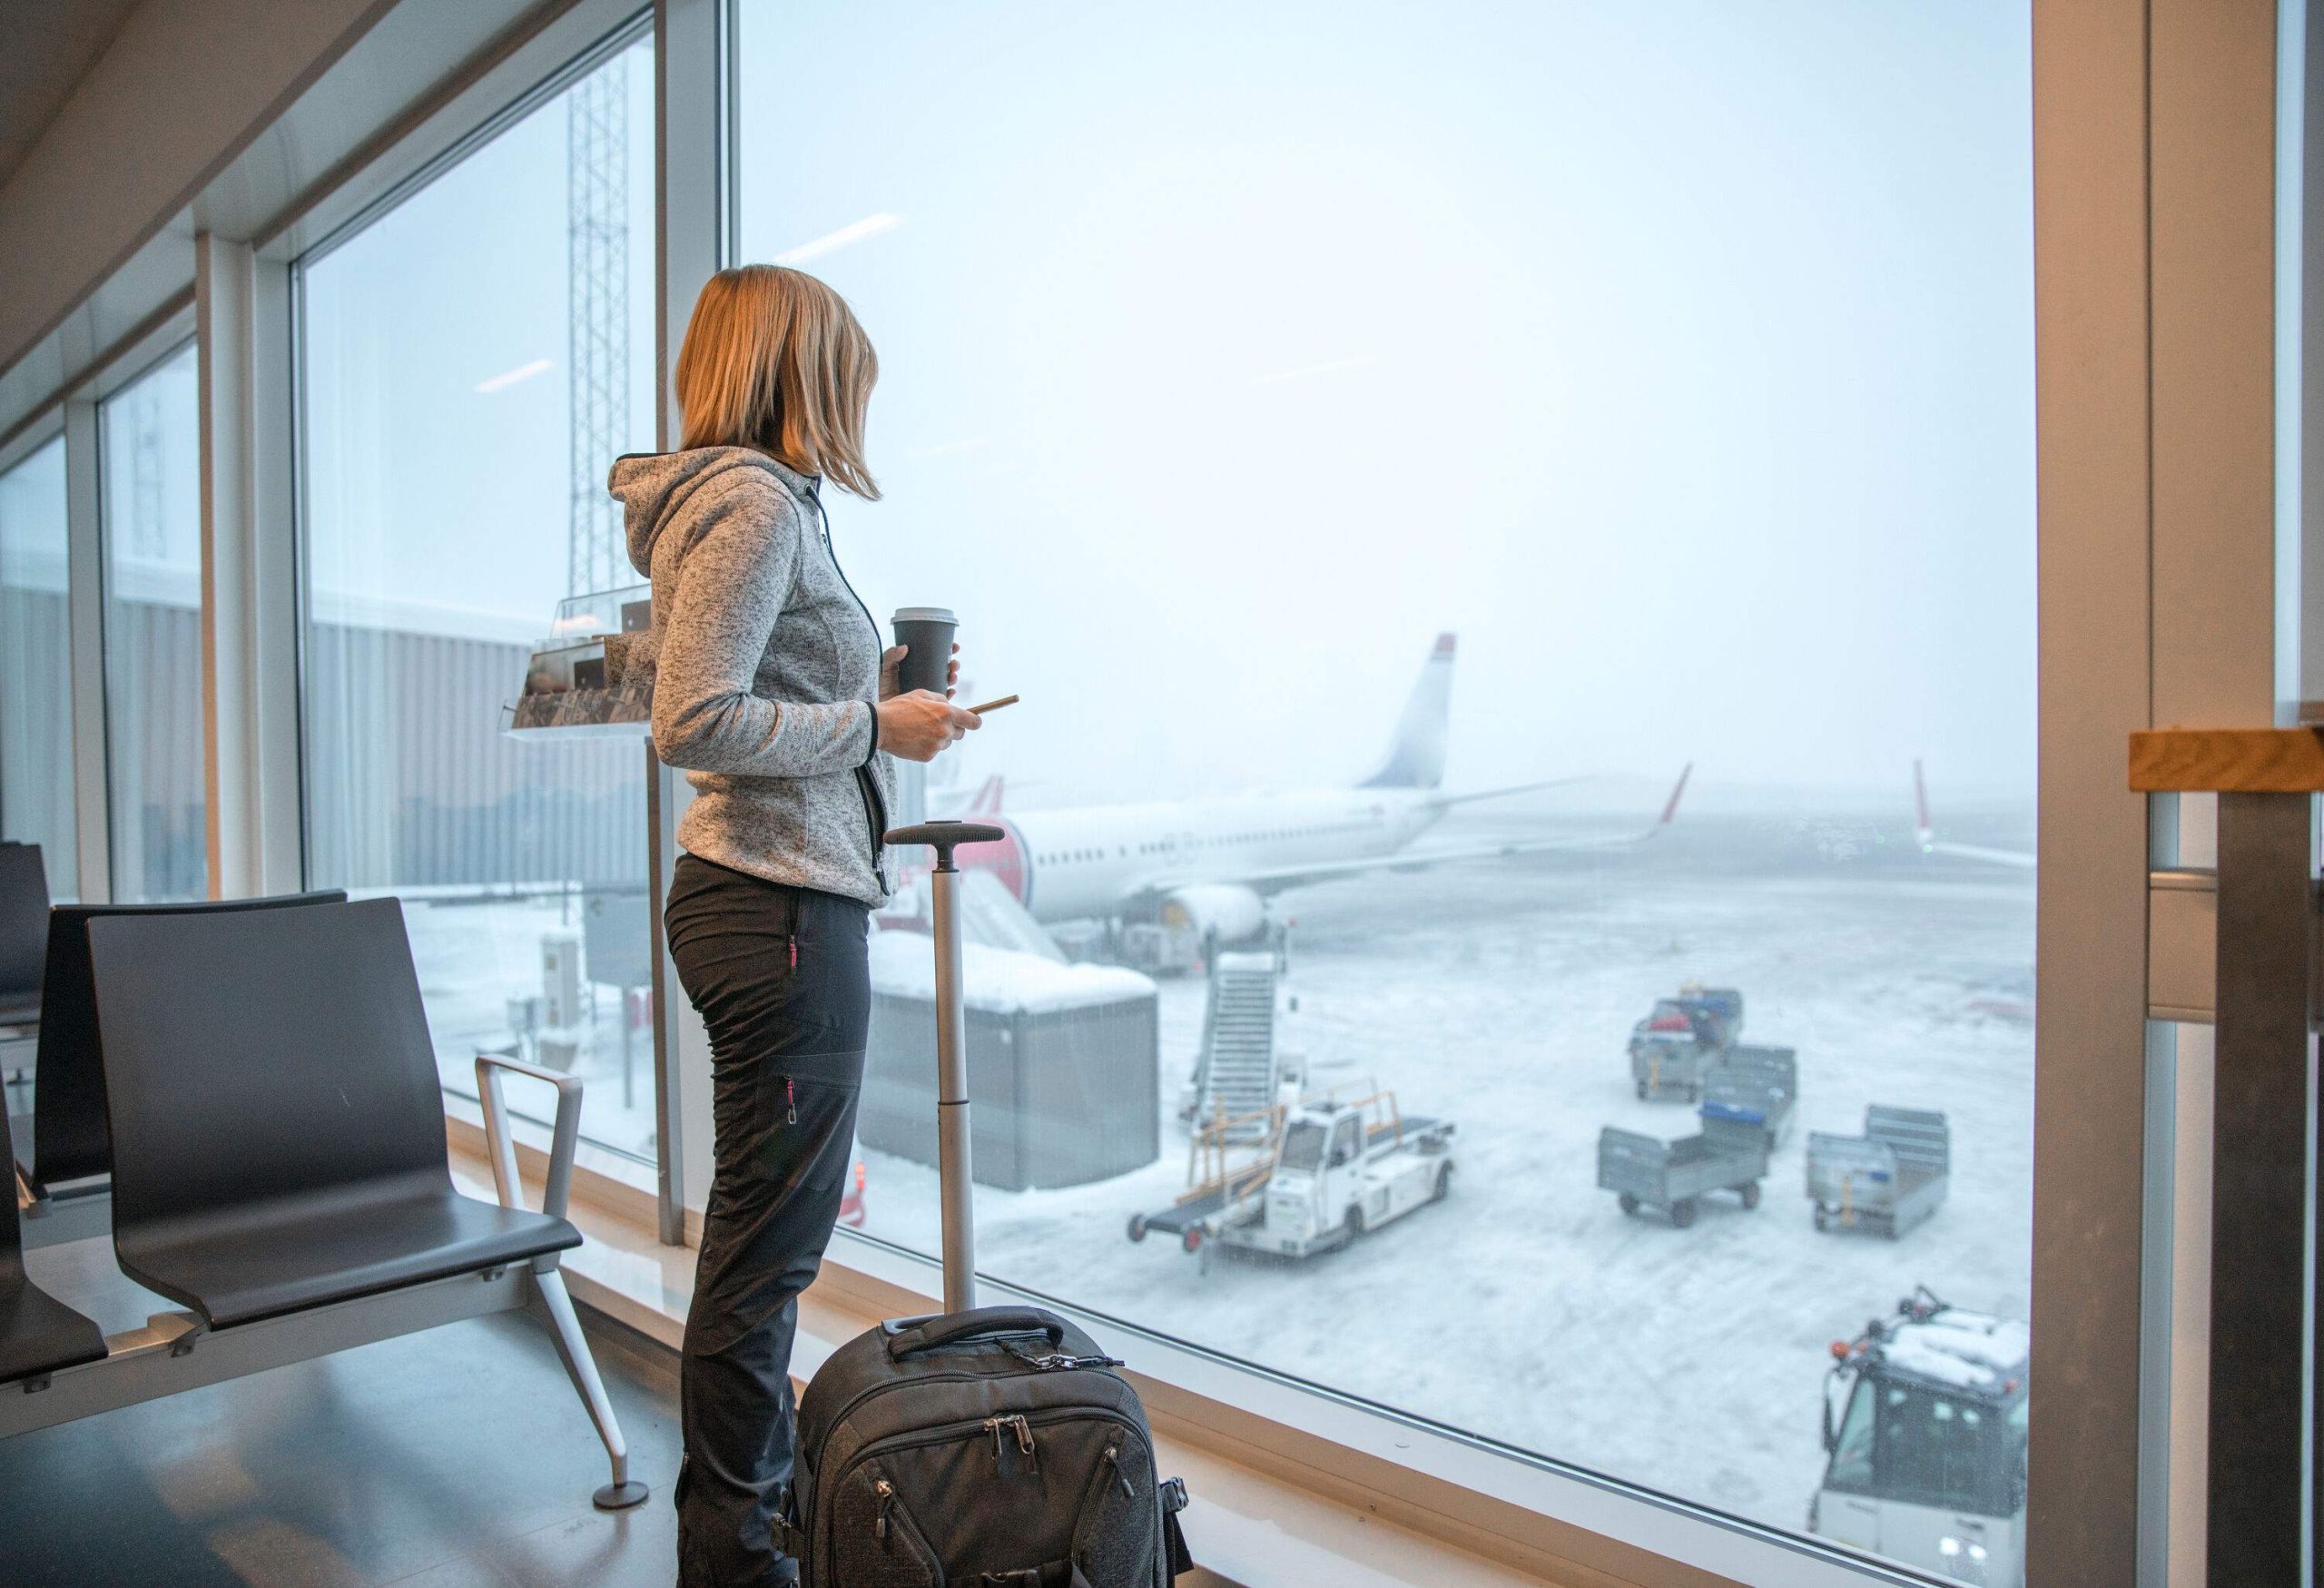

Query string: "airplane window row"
[[1037, 821, 1373, 870]]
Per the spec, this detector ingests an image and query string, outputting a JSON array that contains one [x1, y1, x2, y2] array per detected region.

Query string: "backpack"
[[786, 1304, 1193, 1586]]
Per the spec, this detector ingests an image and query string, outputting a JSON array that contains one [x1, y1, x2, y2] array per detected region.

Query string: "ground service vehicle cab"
[[1808, 1288, 2027, 1585]]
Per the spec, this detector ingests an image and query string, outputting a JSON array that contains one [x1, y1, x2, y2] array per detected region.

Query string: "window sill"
[[446, 1132, 1915, 1588]]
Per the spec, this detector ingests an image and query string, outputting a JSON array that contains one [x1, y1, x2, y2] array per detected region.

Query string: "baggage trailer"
[[1807, 1106, 1949, 1237], [1699, 1044, 1799, 1149], [1129, 1090, 1455, 1259], [1598, 1115, 1769, 1228], [1627, 984, 1744, 1100]]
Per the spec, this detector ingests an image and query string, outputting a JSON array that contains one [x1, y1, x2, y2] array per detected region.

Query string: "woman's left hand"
[[880, 642, 960, 701]]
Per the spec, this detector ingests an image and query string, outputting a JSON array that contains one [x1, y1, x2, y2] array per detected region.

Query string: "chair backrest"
[[0, 843, 50, 1014], [29, 889, 348, 1191], [88, 896, 449, 1235]]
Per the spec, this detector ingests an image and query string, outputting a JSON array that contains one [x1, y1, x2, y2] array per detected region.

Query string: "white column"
[[196, 232, 302, 899]]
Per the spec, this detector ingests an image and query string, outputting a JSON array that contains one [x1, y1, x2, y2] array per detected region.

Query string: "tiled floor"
[[0, 1310, 684, 1587]]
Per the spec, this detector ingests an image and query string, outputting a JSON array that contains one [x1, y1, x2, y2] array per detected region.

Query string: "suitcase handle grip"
[[885, 821, 1007, 870], [886, 1307, 1068, 1359]]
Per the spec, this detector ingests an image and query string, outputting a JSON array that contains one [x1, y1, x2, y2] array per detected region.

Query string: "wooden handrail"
[[2128, 727, 2324, 792]]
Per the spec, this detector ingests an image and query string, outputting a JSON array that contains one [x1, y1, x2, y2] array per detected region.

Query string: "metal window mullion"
[[251, 253, 305, 894], [62, 399, 111, 905], [649, 0, 727, 1244]]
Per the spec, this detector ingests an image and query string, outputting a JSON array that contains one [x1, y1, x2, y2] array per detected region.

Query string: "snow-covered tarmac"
[[396, 800, 2034, 1544], [849, 805, 2035, 1540]]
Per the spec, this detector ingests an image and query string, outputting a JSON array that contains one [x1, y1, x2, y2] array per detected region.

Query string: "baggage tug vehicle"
[[1809, 1287, 2028, 1585], [1129, 1090, 1456, 1259]]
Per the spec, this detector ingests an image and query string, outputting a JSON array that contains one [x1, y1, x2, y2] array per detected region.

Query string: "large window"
[[0, 437, 78, 902], [299, 34, 658, 1159], [100, 344, 205, 903], [734, 3, 2035, 1577]]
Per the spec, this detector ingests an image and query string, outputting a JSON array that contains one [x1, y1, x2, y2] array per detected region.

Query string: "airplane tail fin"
[[1659, 764, 1692, 826], [968, 774, 1005, 816], [1358, 633, 1456, 790]]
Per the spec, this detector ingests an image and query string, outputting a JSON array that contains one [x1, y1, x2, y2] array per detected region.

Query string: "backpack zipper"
[[822, 1409, 1148, 1583], [868, 1475, 941, 1570], [982, 1412, 1039, 1471], [806, 1333, 1077, 1462]]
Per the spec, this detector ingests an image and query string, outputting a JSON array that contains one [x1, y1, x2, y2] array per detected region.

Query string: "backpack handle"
[[886, 1307, 1068, 1359]]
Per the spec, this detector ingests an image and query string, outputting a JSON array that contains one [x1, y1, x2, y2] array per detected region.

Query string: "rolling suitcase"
[[783, 820, 1194, 1587]]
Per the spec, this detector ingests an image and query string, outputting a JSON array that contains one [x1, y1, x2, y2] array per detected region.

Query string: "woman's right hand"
[[876, 690, 981, 762]]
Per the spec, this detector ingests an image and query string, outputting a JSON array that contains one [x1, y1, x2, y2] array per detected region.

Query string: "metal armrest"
[[474, 1051, 584, 1222]]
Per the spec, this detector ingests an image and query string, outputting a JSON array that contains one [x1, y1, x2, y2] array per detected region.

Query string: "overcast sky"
[[287, 4, 2031, 807]]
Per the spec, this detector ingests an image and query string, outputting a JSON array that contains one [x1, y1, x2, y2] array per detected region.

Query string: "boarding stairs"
[[1191, 951, 1282, 1141]]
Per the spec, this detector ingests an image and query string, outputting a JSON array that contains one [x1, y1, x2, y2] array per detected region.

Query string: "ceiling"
[[0, 0, 146, 192]]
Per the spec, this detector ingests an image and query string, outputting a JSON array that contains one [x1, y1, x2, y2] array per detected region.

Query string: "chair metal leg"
[[535, 1267, 650, 1510]]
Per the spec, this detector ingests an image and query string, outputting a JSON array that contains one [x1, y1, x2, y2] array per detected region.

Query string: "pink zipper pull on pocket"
[[787, 1078, 797, 1125], [789, 935, 798, 971]]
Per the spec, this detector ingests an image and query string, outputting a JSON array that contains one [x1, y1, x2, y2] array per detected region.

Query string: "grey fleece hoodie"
[[611, 446, 895, 907]]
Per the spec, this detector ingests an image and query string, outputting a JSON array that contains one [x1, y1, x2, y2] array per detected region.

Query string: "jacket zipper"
[[812, 493, 890, 869]]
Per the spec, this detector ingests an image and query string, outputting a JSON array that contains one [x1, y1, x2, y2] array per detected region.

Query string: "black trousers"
[[665, 854, 871, 1588]]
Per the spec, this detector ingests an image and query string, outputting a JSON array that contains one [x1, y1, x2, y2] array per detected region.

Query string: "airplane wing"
[[1230, 765, 1690, 897], [1920, 839, 2036, 870], [1424, 774, 1593, 809], [1913, 760, 2034, 869]]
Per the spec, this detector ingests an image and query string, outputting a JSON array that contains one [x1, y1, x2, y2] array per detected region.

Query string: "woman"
[[612, 264, 979, 1587]]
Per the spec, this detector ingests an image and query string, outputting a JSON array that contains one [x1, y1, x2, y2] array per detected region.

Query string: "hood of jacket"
[[609, 446, 822, 576]]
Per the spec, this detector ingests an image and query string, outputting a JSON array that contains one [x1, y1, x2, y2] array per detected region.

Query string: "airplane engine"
[[1158, 883, 1266, 946]]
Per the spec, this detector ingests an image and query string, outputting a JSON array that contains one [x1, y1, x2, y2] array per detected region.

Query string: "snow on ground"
[[386, 802, 2034, 1549], [844, 807, 2034, 1543]]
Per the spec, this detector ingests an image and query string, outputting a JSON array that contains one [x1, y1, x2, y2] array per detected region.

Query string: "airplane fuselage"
[[966, 787, 1448, 923]]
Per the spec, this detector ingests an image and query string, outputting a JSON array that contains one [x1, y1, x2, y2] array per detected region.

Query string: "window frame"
[[0, 0, 2261, 1581], [283, 6, 660, 1163], [92, 335, 206, 906], [0, 421, 76, 889]]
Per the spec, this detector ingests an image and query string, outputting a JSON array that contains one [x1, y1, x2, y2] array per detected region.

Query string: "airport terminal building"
[[0, 4, 2307, 1586]]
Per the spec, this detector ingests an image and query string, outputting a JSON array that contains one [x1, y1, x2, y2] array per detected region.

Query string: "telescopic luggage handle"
[[885, 820, 1008, 1316]]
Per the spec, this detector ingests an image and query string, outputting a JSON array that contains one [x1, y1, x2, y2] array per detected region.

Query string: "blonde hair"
[[675, 265, 881, 498]]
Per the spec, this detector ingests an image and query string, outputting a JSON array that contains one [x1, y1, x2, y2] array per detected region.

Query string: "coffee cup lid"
[[892, 607, 958, 626]]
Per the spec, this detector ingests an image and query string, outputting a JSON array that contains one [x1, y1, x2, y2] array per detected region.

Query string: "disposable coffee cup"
[[891, 607, 958, 696]]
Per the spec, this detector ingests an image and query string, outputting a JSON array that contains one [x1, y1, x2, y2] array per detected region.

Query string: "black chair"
[[63, 894, 643, 1508], [0, 1082, 104, 1390], [0, 842, 49, 1028], [26, 890, 345, 1209]]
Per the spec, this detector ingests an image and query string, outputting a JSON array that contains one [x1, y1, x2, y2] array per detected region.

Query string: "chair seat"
[[0, 1270, 107, 1385], [115, 1187, 580, 1329]]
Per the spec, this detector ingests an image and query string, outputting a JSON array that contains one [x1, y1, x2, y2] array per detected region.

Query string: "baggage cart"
[[1598, 1115, 1769, 1228], [1807, 1106, 1949, 1237], [1627, 984, 1744, 1100], [1699, 1043, 1798, 1149]]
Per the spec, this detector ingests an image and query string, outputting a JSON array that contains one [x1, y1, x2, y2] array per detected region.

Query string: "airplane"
[[1913, 759, 2034, 869], [920, 633, 1690, 970]]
